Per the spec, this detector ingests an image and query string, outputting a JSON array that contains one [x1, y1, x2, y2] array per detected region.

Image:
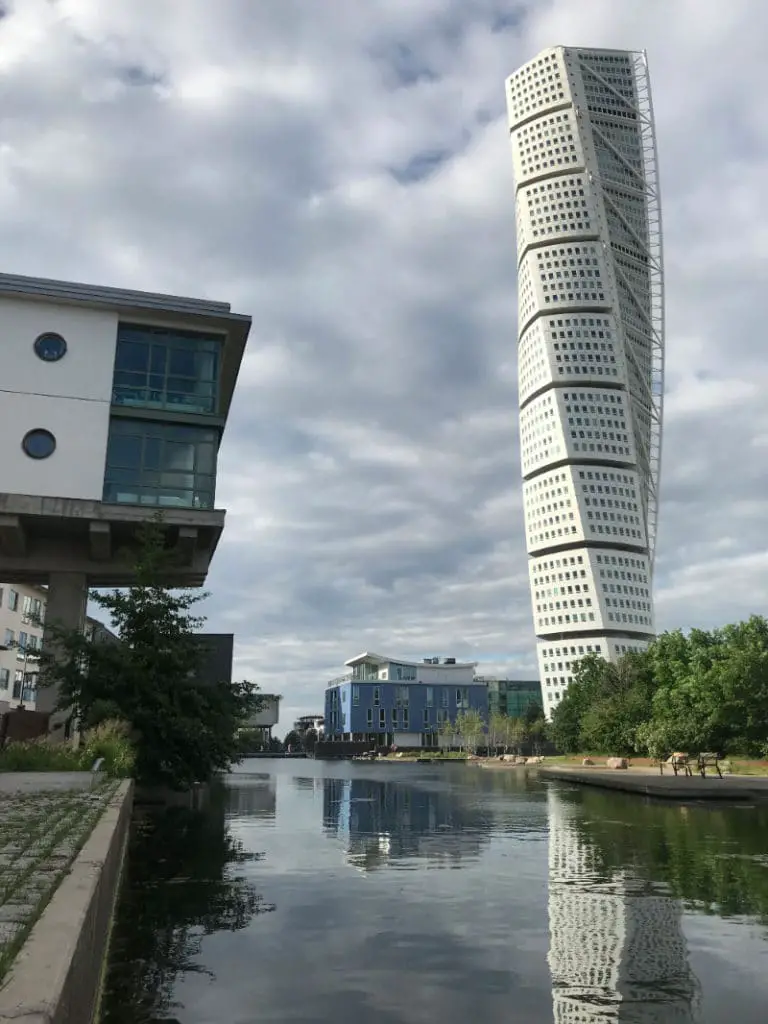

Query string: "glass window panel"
[[168, 349, 197, 376], [167, 377, 195, 395], [160, 472, 195, 490], [114, 371, 147, 388], [162, 441, 195, 472], [143, 437, 162, 469], [105, 468, 139, 485], [150, 347, 167, 374], [113, 325, 223, 415], [115, 341, 149, 372], [108, 435, 142, 466], [196, 444, 216, 474], [196, 352, 216, 380], [104, 419, 217, 510]]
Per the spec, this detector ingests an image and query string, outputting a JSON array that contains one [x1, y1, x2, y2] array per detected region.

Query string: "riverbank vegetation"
[[550, 616, 768, 759], [0, 719, 135, 777], [36, 517, 261, 790]]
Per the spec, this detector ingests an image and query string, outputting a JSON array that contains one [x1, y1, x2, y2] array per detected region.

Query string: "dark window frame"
[[112, 323, 223, 416], [103, 418, 218, 510]]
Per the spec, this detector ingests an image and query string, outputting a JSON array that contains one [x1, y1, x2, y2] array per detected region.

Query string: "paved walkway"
[[0, 776, 120, 981], [0, 771, 98, 795], [539, 765, 768, 801]]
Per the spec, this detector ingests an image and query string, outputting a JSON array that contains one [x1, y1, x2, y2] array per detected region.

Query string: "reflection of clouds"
[[323, 776, 490, 871], [226, 773, 277, 819], [547, 790, 699, 1023]]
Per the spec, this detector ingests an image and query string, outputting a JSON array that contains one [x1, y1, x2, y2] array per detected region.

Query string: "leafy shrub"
[[78, 718, 136, 778]]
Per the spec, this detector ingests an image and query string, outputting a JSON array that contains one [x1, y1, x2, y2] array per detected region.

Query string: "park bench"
[[695, 752, 723, 778], [658, 752, 723, 778]]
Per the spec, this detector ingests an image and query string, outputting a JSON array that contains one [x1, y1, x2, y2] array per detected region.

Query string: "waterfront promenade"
[[0, 773, 132, 1024], [539, 764, 768, 801]]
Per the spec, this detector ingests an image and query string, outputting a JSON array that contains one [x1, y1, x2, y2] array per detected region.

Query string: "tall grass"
[[0, 719, 135, 777]]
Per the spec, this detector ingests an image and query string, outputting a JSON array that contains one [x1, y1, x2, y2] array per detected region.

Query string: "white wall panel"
[[0, 299, 118, 401], [0, 392, 110, 499]]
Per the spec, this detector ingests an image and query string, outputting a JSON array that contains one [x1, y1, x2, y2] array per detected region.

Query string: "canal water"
[[101, 760, 768, 1023]]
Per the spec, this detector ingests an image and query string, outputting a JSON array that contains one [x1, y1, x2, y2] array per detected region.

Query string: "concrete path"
[[0, 771, 97, 794], [539, 765, 768, 801]]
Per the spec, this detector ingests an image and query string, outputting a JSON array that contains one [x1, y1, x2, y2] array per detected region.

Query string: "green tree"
[[283, 730, 302, 751], [549, 650, 656, 755], [302, 728, 319, 753], [487, 711, 507, 755], [437, 715, 455, 752], [457, 709, 484, 754], [38, 517, 261, 790], [523, 700, 544, 727], [528, 718, 546, 755], [506, 717, 528, 755]]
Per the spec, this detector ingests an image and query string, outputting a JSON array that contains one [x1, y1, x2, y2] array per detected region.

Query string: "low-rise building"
[[482, 678, 543, 719], [324, 652, 488, 748]]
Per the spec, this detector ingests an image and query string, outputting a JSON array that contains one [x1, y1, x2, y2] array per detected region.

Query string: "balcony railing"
[[326, 673, 353, 688]]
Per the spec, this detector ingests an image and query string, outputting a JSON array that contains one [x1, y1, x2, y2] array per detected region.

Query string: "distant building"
[[246, 694, 282, 744], [0, 588, 119, 714], [84, 616, 120, 647], [481, 678, 543, 719], [188, 633, 234, 686], [324, 652, 488, 748], [0, 582, 46, 711], [294, 714, 324, 738]]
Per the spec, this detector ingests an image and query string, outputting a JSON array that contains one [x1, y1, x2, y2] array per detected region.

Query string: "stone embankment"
[[0, 774, 133, 1024]]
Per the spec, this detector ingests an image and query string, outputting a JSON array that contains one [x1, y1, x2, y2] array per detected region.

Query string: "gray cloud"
[[3, 0, 768, 727]]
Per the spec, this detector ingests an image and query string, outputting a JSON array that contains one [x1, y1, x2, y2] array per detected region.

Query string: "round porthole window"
[[33, 332, 68, 362], [21, 429, 57, 460]]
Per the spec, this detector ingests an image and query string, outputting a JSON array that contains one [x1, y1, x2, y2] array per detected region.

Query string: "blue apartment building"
[[324, 652, 489, 748]]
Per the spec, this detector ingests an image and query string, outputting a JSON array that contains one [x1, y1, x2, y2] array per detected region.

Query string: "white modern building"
[[505, 47, 664, 716], [0, 582, 46, 712], [0, 272, 250, 719]]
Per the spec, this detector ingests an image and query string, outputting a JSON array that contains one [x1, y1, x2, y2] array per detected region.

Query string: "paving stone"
[[0, 779, 119, 977]]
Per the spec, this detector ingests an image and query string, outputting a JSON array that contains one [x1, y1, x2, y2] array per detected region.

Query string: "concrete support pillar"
[[38, 572, 88, 726]]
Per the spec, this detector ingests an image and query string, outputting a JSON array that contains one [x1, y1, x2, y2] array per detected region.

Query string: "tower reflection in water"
[[547, 790, 699, 1023], [323, 776, 490, 871]]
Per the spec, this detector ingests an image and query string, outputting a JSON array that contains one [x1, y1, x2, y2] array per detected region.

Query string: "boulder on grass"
[[582, 757, 595, 766], [606, 757, 629, 770]]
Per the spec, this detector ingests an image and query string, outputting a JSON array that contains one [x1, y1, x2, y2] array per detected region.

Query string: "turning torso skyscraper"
[[505, 48, 665, 718]]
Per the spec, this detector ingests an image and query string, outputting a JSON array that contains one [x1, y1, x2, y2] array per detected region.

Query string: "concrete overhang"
[[0, 272, 251, 422], [0, 493, 225, 587]]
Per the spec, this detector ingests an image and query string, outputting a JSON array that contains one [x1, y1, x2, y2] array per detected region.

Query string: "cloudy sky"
[[2, 0, 767, 727]]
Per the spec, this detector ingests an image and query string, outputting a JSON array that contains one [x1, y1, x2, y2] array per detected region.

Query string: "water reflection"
[[226, 772, 277, 819], [101, 783, 275, 1023], [548, 789, 699, 1022], [323, 774, 492, 871], [561, 786, 768, 924], [100, 763, 768, 1023]]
